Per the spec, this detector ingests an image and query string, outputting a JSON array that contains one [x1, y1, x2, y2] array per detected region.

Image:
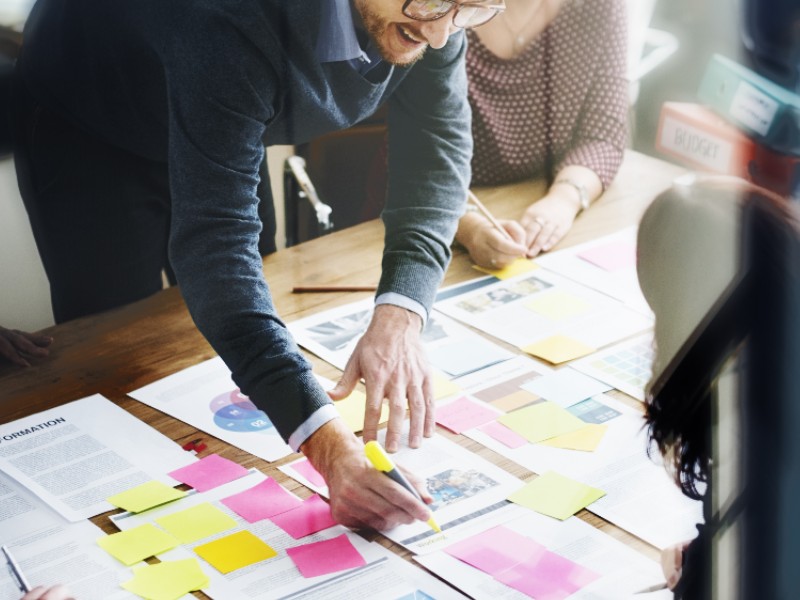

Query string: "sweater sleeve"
[[381, 31, 473, 314], [557, 0, 628, 188], [163, 12, 332, 442]]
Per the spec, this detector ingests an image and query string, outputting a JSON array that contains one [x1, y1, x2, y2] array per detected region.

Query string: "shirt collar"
[[316, 0, 368, 63]]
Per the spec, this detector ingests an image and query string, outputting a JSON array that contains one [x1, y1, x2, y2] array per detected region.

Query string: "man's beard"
[[356, 1, 428, 67]]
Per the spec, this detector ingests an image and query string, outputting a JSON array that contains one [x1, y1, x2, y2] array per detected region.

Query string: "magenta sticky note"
[[167, 454, 249, 492], [577, 241, 636, 272], [435, 396, 499, 434], [495, 549, 601, 600], [292, 459, 327, 488], [220, 478, 303, 523], [270, 494, 337, 539], [478, 420, 528, 449], [285, 533, 366, 578], [444, 526, 544, 576]]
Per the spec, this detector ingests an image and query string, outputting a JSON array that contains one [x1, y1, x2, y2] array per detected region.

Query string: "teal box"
[[698, 54, 800, 155]]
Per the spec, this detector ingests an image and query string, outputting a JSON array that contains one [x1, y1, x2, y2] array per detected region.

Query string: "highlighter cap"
[[364, 440, 394, 472]]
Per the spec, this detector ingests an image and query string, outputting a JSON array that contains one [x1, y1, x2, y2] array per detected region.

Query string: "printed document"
[[0, 470, 138, 600], [415, 505, 670, 599], [534, 227, 652, 314], [434, 269, 653, 352], [0, 394, 195, 521], [288, 298, 516, 376], [111, 470, 467, 599], [129, 357, 294, 462], [280, 431, 524, 555], [464, 394, 702, 549]]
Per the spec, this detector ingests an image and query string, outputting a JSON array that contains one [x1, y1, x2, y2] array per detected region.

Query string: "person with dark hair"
[[637, 176, 797, 597]]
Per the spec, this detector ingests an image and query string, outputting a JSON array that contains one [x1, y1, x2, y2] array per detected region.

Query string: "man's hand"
[[300, 419, 433, 530], [0, 326, 53, 368], [329, 304, 433, 452]]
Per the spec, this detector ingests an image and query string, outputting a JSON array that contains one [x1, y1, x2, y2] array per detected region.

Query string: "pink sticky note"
[[444, 526, 544, 576], [221, 478, 303, 523], [435, 396, 499, 434], [478, 420, 528, 449], [270, 494, 337, 539], [577, 241, 636, 272], [167, 454, 249, 492], [292, 459, 327, 488], [495, 549, 601, 600], [285, 533, 366, 578]]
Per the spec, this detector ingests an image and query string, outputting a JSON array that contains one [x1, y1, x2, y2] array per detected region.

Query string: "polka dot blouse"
[[467, 0, 629, 188]]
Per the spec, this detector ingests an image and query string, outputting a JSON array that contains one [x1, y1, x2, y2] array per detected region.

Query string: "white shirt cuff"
[[375, 292, 428, 329], [287, 404, 340, 452]]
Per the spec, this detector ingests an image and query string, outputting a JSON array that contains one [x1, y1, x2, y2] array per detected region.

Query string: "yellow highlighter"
[[364, 440, 442, 534]]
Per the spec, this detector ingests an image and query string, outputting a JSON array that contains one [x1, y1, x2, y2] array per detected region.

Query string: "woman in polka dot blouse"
[[455, 0, 628, 268]]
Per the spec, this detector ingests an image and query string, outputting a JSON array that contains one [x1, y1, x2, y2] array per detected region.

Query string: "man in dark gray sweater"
[[13, 0, 504, 529]]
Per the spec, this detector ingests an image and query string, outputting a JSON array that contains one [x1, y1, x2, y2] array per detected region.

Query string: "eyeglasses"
[[402, 0, 506, 29]]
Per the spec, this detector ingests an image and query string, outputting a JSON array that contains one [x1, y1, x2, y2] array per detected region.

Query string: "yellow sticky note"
[[521, 335, 596, 364], [155, 502, 237, 544], [473, 257, 539, 280], [194, 530, 277, 574], [508, 471, 605, 520], [122, 558, 209, 600], [491, 389, 539, 412], [334, 389, 389, 433], [540, 424, 609, 452], [525, 291, 592, 320], [97, 523, 178, 566], [433, 370, 462, 400], [497, 401, 586, 443], [107, 481, 187, 513]]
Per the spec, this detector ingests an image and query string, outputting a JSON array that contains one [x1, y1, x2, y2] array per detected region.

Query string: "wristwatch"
[[554, 178, 590, 213]]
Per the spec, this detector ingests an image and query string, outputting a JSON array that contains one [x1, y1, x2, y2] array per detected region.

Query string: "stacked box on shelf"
[[655, 54, 800, 198]]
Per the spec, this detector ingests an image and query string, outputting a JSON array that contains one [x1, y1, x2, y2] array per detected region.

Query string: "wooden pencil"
[[292, 285, 378, 293], [467, 190, 514, 242]]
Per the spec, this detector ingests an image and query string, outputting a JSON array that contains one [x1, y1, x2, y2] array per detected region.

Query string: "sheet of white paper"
[[521, 368, 612, 408], [450, 355, 552, 391], [463, 395, 703, 549], [434, 269, 653, 352], [288, 299, 515, 376], [129, 357, 294, 462], [534, 227, 653, 314], [571, 332, 655, 401], [111, 471, 466, 599], [0, 394, 195, 521], [0, 471, 138, 600], [280, 432, 524, 555], [415, 505, 670, 600]]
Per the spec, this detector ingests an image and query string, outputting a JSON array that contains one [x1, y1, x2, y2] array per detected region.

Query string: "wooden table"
[[0, 150, 685, 593]]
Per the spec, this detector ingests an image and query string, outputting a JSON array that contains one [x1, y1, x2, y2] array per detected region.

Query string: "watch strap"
[[554, 178, 590, 213]]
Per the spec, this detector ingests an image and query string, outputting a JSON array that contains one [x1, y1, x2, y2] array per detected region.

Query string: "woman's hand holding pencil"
[[457, 191, 528, 269]]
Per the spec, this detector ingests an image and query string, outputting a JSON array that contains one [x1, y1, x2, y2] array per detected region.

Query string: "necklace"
[[498, 0, 547, 55]]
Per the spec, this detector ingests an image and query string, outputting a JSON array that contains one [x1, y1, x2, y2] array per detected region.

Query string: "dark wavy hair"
[[640, 178, 796, 500]]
